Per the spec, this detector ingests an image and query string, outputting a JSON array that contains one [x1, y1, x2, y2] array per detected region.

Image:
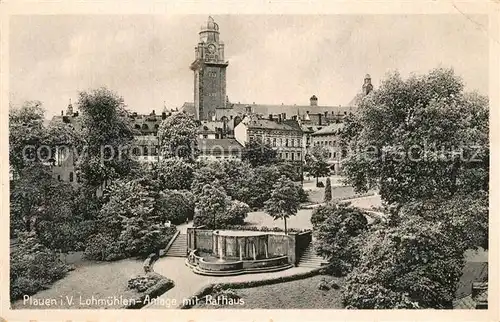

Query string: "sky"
[[9, 14, 489, 118]]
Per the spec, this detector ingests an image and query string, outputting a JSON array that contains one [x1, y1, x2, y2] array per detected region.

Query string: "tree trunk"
[[284, 217, 288, 235], [316, 176, 319, 186]]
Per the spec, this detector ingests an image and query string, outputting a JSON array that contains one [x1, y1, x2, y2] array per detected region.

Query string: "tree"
[[193, 182, 231, 228], [305, 146, 330, 186], [10, 232, 71, 301], [156, 158, 194, 190], [10, 164, 75, 235], [237, 165, 282, 208], [9, 101, 46, 176], [158, 112, 199, 161], [156, 189, 195, 224], [264, 175, 300, 234], [313, 203, 368, 275], [324, 177, 332, 202], [242, 139, 278, 167], [340, 68, 489, 205], [342, 214, 464, 309], [86, 179, 175, 260], [76, 87, 135, 189]]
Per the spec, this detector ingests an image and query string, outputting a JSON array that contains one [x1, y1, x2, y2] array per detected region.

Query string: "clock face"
[[207, 44, 216, 53]]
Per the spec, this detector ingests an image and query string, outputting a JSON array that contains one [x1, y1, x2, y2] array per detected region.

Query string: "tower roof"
[[201, 16, 219, 32]]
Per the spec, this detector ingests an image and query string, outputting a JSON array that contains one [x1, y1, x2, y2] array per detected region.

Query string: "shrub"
[[127, 274, 161, 292], [156, 189, 195, 224], [324, 178, 332, 202], [37, 220, 97, 252], [317, 181, 325, 188], [313, 203, 368, 276], [84, 233, 125, 261], [10, 232, 71, 301]]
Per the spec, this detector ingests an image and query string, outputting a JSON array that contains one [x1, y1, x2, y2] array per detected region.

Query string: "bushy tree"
[[76, 87, 135, 189], [313, 203, 368, 275], [324, 177, 332, 202], [264, 175, 300, 234], [242, 139, 278, 167], [158, 112, 199, 160], [342, 215, 464, 309], [305, 146, 330, 186], [10, 232, 71, 300], [9, 101, 46, 176], [85, 179, 175, 260], [10, 164, 75, 235], [156, 189, 195, 224], [340, 68, 489, 205], [157, 157, 194, 190], [193, 182, 248, 228]]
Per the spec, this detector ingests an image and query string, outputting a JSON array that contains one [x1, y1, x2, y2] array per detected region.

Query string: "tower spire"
[[66, 98, 73, 116]]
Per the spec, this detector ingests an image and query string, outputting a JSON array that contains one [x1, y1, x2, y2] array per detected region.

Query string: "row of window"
[[250, 136, 302, 147], [279, 151, 301, 161], [314, 139, 337, 146]]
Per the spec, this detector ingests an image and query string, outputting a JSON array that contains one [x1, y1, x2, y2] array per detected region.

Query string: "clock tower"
[[190, 16, 229, 121]]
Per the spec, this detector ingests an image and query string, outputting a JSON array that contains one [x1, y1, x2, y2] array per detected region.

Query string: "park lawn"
[[194, 275, 345, 309], [11, 258, 146, 309]]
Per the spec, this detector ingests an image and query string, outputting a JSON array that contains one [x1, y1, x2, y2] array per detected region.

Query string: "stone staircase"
[[297, 243, 328, 268], [165, 233, 187, 257]]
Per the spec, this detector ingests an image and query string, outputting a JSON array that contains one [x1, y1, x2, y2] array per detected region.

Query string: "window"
[[297, 152, 301, 159], [69, 172, 74, 182], [132, 147, 140, 156], [134, 124, 141, 130], [203, 134, 208, 138], [285, 153, 289, 159], [333, 152, 337, 158], [144, 147, 149, 155], [291, 153, 295, 161], [57, 175, 61, 181], [142, 124, 149, 130], [286, 139, 289, 147], [273, 138, 276, 147]]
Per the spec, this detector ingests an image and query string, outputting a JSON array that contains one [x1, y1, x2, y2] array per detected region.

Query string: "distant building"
[[183, 16, 374, 128], [234, 114, 303, 163], [197, 138, 244, 161], [310, 123, 345, 173]]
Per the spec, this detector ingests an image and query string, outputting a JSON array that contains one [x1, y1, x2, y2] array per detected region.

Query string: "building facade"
[[310, 123, 345, 173], [234, 115, 303, 163]]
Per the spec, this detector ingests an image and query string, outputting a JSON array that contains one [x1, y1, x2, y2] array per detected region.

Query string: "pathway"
[[144, 257, 315, 309]]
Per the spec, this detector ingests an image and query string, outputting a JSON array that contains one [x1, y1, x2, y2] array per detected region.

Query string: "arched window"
[[134, 124, 141, 130], [144, 146, 149, 155], [132, 147, 141, 156], [57, 175, 61, 181], [69, 172, 74, 182]]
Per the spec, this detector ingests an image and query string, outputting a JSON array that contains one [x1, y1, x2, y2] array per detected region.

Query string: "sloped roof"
[[311, 123, 344, 136], [197, 138, 243, 152], [246, 118, 300, 132], [180, 102, 355, 119]]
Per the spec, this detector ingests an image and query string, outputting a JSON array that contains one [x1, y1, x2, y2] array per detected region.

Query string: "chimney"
[[319, 113, 323, 125], [278, 114, 282, 123], [268, 114, 273, 120], [310, 95, 318, 106], [282, 112, 286, 120]]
